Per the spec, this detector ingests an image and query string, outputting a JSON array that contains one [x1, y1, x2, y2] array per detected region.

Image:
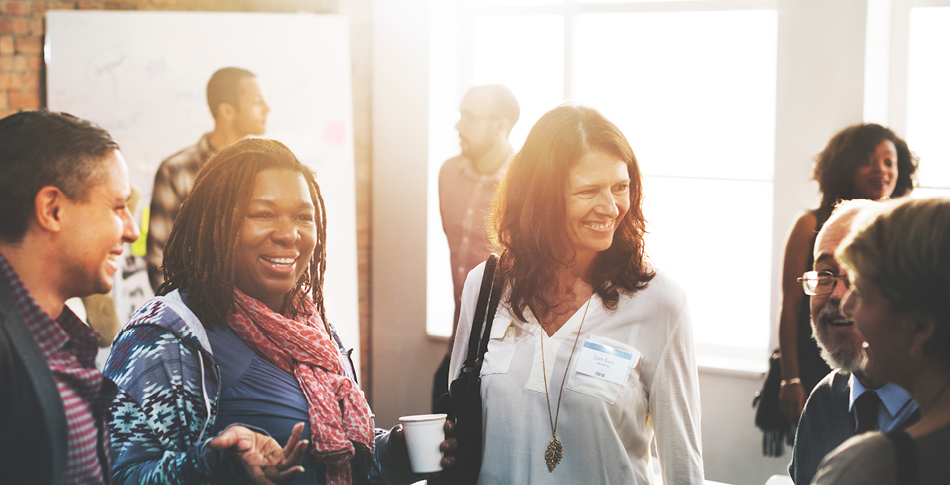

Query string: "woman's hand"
[[392, 419, 458, 474], [209, 422, 308, 485], [439, 419, 457, 469], [777, 211, 818, 424], [778, 382, 805, 423]]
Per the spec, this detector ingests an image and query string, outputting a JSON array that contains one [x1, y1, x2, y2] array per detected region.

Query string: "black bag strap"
[[475, 265, 503, 367], [451, 254, 501, 418], [462, 253, 499, 372], [884, 429, 919, 485]]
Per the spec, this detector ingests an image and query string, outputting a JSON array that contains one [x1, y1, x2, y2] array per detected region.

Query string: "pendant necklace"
[[539, 296, 592, 472]]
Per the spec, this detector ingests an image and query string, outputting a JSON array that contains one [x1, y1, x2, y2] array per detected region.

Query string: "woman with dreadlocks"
[[104, 139, 453, 485]]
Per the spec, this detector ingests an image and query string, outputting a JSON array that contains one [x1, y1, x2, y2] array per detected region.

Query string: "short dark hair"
[[492, 103, 654, 321], [813, 123, 917, 208], [0, 110, 119, 243], [207, 67, 256, 120], [159, 138, 328, 329]]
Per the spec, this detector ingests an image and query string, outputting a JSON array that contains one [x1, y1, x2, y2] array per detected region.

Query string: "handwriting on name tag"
[[575, 340, 636, 385]]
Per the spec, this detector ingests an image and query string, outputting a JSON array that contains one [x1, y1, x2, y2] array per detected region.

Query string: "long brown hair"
[[158, 138, 328, 328], [492, 103, 654, 322]]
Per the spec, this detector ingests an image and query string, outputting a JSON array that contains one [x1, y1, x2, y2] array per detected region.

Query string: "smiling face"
[[840, 275, 916, 388], [810, 222, 865, 374], [565, 151, 631, 263], [232, 168, 317, 313], [233, 77, 270, 137], [59, 149, 139, 297], [852, 139, 899, 201]]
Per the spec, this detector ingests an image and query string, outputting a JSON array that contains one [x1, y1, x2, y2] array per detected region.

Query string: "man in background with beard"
[[789, 199, 920, 485], [146, 67, 270, 291], [432, 85, 519, 408]]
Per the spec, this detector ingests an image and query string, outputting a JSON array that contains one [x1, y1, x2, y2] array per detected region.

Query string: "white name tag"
[[575, 340, 635, 385]]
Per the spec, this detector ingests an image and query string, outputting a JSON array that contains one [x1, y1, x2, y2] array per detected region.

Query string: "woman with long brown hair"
[[448, 104, 703, 483]]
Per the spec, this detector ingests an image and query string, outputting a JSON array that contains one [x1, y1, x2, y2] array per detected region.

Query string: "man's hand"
[[208, 423, 309, 485]]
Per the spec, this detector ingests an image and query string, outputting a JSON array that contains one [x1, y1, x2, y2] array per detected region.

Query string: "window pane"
[[427, 14, 564, 337], [573, 11, 777, 353], [572, 10, 777, 181], [472, 15, 564, 150], [576, 0, 715, 2], [907, 7, 950, 189], [476, 0, 562, 5], [643, 177, 773, 350]]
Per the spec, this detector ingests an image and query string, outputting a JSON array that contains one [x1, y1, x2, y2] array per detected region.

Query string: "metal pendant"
[[545, 437, 563, 472]]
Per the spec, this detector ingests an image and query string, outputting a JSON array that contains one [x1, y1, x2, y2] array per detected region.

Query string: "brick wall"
[[0, 0, 376, 396]]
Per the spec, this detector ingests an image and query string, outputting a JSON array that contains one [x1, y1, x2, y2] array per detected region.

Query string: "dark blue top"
[[208, 326, 374, 485]]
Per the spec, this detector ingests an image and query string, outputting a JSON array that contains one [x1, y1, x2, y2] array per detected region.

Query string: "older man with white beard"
[[788, 199, 920, 485]]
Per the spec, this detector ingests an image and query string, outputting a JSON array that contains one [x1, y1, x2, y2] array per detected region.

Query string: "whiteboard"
[[45, 11, 361, 373]]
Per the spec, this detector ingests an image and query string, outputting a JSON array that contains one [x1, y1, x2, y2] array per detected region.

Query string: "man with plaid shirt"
[[0, 111, 139, 484], [146, 67, 269, 291]]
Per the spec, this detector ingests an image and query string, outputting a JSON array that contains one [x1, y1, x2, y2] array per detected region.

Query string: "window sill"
[[697, 352, 768, 379]]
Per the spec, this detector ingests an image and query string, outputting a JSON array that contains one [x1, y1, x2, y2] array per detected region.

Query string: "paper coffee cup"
[[399, 413, 447, 473]]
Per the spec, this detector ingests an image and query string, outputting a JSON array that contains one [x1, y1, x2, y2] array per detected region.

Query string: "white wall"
[[371, 0, 447, 427], [372, 1, 873, 483]]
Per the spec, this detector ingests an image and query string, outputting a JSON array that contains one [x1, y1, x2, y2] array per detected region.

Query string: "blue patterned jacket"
[[104, 290, 416, 484]]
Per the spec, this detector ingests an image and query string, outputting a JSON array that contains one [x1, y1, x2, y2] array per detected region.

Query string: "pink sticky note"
[[322, 119, 348, 145]]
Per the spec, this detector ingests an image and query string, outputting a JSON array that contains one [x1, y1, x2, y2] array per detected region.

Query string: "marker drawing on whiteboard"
[[86, 48, 129, 103], [143, 57, 170, 79]]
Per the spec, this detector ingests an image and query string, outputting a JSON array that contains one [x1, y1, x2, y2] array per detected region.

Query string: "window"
[[428, 0, 778, 370], [906, 5, 950, 197]]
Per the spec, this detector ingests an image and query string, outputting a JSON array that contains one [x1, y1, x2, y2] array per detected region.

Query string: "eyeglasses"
[[797, 270, 849, 296], [457, 111, 498, 124]]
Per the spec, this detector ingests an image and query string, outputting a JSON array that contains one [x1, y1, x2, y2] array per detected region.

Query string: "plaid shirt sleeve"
[[146, 136, 210, 292], [146, 159, 184, 292]]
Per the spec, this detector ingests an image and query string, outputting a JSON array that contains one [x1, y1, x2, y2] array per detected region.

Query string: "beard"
[[461, 138, 490, 161], [811, 300, 866, 374]]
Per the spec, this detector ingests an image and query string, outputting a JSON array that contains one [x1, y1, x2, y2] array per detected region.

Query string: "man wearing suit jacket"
[[789, 199, 919, 485], [0, 111, 139, 484]]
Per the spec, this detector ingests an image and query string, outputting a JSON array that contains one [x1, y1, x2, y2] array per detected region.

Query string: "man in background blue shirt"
[[789, 199, 919, 485]]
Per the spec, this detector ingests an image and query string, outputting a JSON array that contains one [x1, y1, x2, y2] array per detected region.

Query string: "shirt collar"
[[0, 252, 101, 358], [458, 150, 513, 183], [848, 373, 915, 417], [197, 132, 216, 165]]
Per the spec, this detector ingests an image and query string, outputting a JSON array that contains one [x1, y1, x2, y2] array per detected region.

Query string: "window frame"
[[427, 0, 782, 375]]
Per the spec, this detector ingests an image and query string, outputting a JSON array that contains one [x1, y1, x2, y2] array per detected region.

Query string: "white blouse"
[[449, 264, 704, 484]]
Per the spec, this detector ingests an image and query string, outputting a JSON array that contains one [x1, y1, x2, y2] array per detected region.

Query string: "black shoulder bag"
[[431, 253, 502, 485], [752, 348, 793, 457]]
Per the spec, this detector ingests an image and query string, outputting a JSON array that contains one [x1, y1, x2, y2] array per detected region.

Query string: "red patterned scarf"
[[228, 289, 375, 485]]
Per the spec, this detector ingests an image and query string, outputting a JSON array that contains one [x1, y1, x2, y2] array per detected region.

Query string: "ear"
[[910, 314, 937, 359], [217, 102, 237, 123], [493, 117, 513, 138], [33, 186, 67, 233]]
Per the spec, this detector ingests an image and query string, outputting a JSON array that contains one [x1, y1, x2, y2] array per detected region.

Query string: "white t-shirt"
[[449, 264, 704, 484]]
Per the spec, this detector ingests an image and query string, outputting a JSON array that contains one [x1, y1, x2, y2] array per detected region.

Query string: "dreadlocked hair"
[[157, 138, 328, 330], [491, 103, 654, 323]]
